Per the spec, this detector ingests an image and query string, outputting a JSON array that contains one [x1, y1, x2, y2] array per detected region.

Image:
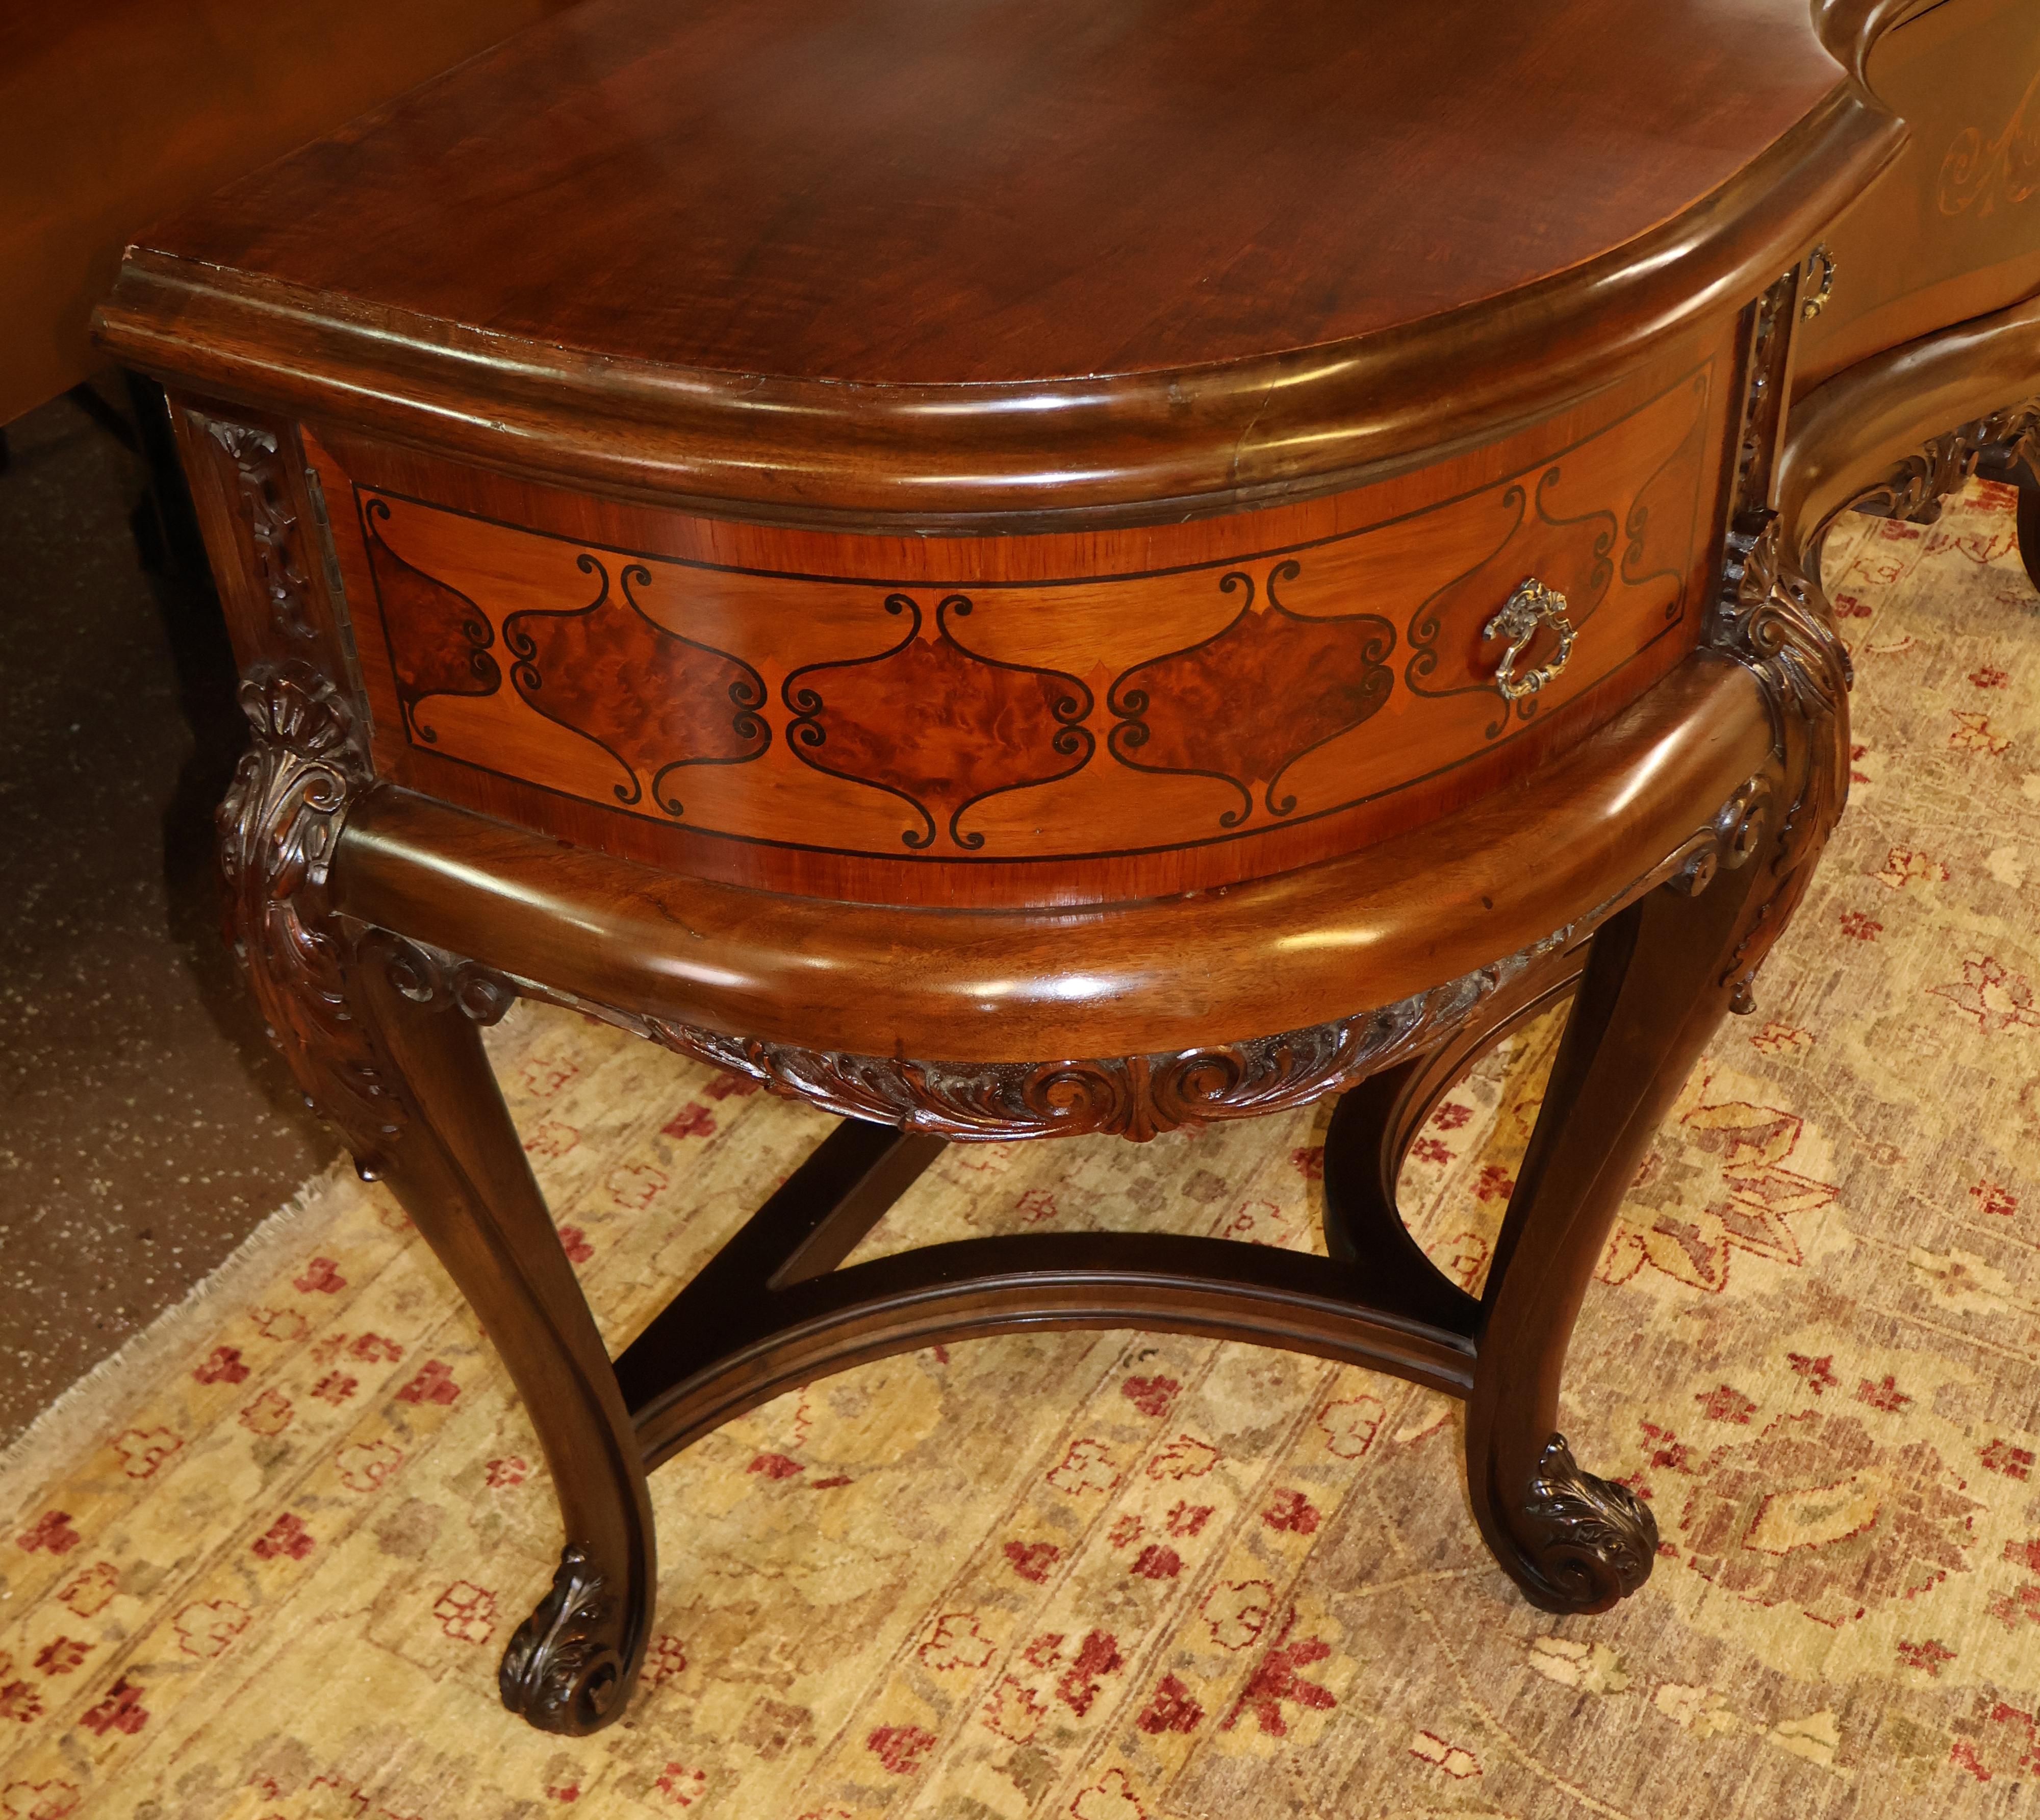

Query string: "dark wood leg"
[[1974, 440, 2040, 597], [1464, 849, 1769, 1612], [219, 663, 652, 1734], [353, 937, 655, 1733], [2011, 463, 2040, 597], [1320, 953, 1585, 1275]]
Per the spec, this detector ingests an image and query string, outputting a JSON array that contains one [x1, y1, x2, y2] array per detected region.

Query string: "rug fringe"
[[0, 1157, 355, 1512]]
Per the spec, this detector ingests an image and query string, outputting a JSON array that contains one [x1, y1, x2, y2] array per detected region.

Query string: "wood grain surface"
[[130, 0, 1843, 386], [0, 0, 577, 421], [329, 654, 1776, 1062], [1797, 0, 2040, 394]]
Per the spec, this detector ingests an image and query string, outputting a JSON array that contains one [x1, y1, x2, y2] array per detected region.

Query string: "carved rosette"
[[616, 931, 1568, 1144], [1515, 1434, 1659, 1611], [499, 1544, 624, 1735]]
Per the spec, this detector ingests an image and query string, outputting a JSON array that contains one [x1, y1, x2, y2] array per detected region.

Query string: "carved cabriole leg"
[[1455, 261, 1855, 1613], [220, 660, 653, 1735], [1462, 842, 1771, 1611], [1316, 769, 1780, 1612], [1319, 947, 1585, 1274]]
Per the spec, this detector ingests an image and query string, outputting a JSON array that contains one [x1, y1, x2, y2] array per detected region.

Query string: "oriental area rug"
[[5, 481, 2040, 1819]]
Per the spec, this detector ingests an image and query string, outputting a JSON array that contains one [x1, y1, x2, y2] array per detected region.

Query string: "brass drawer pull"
[[1482, 578, 1575, 702], [1801, 243, 1835, 320]]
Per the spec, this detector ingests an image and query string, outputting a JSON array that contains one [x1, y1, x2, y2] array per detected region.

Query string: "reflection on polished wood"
[[97, 0, 2040, 1735]]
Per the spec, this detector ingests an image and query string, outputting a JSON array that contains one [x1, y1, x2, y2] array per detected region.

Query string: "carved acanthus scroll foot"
[[499, 1543, 625, 1733], [1464, 800, 1776, 1616], [1513, 1434, 1659, 1611]]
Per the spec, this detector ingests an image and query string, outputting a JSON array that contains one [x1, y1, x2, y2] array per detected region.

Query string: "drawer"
[[310, 348, 1731, 907]]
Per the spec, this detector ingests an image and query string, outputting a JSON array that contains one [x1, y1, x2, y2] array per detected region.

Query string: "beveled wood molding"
[[1811, 0, 1951, 86], [477, 764, 1764, 1146], [1776, 290, 2040, 562], [369, 749, 1758, 1152], [95, 91, 1901, 533], [327, 651, 1777, 1064], [626, 1228, 1487, 1474], [536, 944, 1571, 1145]]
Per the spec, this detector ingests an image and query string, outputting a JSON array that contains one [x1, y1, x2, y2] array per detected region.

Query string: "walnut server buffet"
[[96, 0, 2040, 1735]]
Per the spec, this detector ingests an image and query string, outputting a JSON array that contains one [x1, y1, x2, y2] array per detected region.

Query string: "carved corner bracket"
[[219, 660, 515, 1172], [219, 662, 395, 1152], [1715, 511, 1852, 734]]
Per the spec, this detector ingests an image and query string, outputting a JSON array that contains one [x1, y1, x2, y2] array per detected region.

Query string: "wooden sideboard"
[[97, 0, 2040, 1735]]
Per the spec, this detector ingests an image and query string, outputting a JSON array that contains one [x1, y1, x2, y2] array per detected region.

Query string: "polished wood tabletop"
[[142, 0, 1854, 382], [104, 0, 1916, 521]]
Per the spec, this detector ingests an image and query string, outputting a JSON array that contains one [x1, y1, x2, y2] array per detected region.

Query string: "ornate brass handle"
[[1482, 578, 1574, 702], [1801, 243, 1836, 320]]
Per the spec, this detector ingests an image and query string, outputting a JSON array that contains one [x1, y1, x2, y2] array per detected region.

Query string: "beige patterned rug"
[[4, 480, 2040, 1819]]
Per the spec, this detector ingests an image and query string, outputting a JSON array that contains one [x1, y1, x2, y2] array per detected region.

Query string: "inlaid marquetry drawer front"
[[315, 360, 1727, 905]]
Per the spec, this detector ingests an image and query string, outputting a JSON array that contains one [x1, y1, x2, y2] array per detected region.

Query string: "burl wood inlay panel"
[[320, 363, 1719, 898]]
